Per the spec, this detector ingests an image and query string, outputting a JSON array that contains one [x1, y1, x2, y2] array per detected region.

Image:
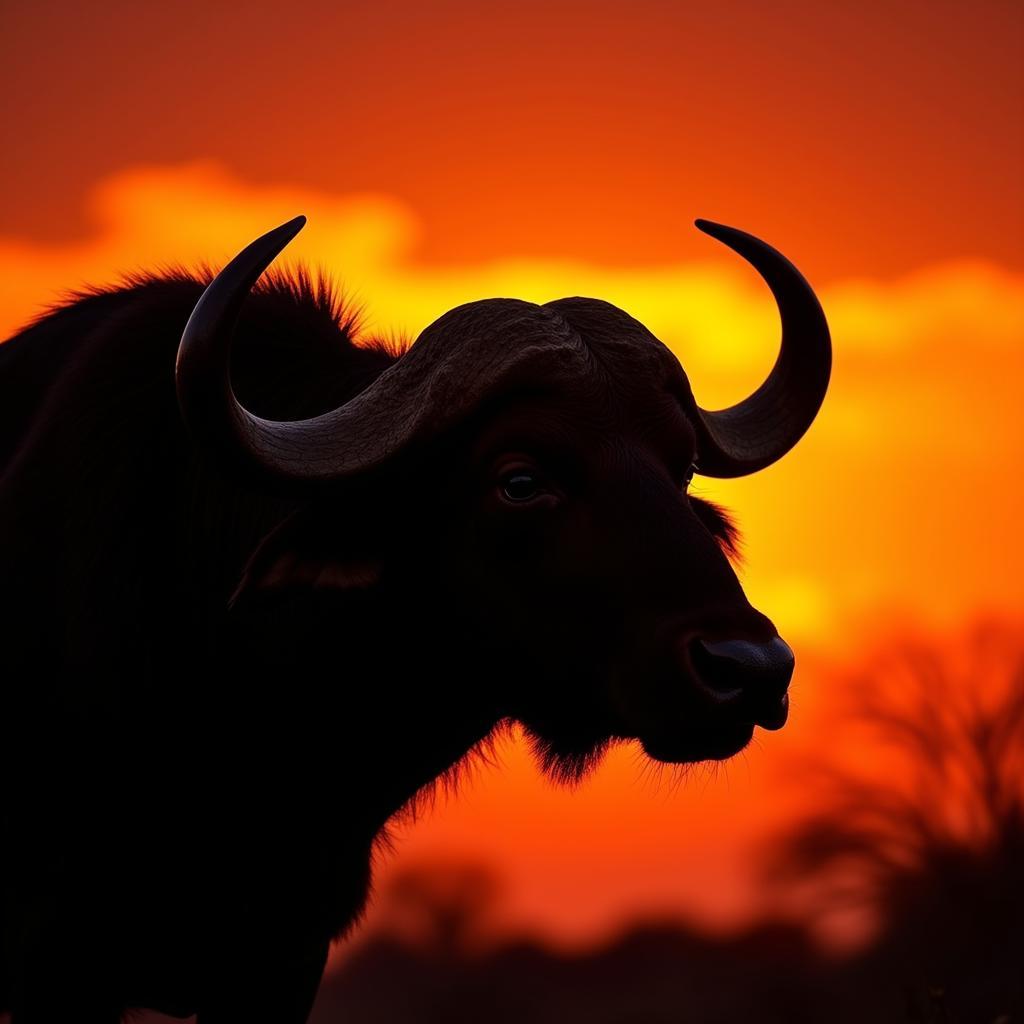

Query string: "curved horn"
[[690, 220, 831, 478], [176, 218, 587, 488], [176, 216, 309, 483]]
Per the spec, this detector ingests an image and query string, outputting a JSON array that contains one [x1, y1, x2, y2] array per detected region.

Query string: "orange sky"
[[2, 1, 1022, 278], [2, 0, 1022, 952]]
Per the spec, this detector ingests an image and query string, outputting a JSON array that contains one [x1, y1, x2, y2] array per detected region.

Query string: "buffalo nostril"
[[688, 636, 795, 710]]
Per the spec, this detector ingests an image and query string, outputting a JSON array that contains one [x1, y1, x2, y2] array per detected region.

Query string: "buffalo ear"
[[230, 508, 383, 610]]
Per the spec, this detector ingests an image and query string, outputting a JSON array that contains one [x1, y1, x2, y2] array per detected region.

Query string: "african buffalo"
[[0, 217, 830, 1022]]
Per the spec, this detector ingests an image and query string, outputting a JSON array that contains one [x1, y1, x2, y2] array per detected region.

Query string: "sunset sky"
[[2, 0, 1022, 953]]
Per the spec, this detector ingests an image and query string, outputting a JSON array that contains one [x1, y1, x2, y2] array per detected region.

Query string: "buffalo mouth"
[[629, 634, 794, 764], [640, 718, 759, 764]]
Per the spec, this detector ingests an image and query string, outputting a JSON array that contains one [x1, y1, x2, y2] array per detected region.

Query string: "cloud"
[[4, 160, 1021, 359], [2, 160, 1022, 647]]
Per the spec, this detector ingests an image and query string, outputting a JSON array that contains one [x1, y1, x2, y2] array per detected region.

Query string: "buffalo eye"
[[501, 472, 541, 502]]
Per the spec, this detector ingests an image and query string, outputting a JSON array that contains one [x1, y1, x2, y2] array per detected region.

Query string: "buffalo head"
[[176, 217, 830, 779]]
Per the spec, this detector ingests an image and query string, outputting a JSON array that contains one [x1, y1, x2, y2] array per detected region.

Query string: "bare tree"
[[769, 621, 1024, 1020]]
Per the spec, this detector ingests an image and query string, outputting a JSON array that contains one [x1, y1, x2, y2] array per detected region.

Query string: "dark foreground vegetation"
[[310, 914, 982, 1024]]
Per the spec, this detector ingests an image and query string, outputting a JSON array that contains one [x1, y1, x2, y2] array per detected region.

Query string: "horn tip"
[[694, 218, 730, 239], [280, 214, 307, 237], [251, 215, 307, 259]]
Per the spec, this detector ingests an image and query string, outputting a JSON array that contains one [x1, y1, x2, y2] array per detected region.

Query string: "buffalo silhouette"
[[0, 218, 829, 1021]]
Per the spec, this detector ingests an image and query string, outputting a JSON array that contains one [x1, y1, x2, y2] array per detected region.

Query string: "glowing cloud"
[[2, 160, 1022, 649]]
